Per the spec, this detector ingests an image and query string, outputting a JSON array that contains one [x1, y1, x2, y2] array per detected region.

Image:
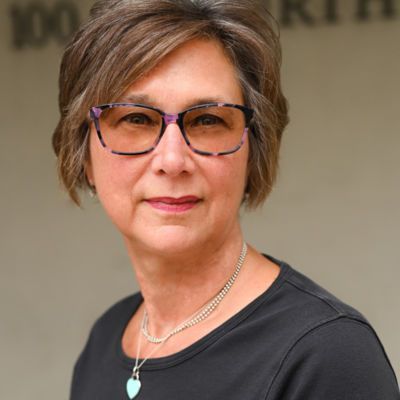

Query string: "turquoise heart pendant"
[[126, 377, 141, 399]]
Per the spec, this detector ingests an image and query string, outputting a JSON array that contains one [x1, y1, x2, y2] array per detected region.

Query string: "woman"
[[53, 0, 400, 399]]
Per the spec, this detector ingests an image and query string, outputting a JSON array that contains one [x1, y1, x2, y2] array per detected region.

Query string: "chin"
[[128, 224, 208, 257]]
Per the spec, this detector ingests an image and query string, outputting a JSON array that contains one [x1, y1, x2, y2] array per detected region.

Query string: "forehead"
[[119, 38, 244, 111]]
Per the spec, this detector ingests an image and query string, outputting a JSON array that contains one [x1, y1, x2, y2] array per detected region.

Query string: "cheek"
[[88, 134, 141, 221], [90, 130, 131, 192], [208, 147, 248, 209], [96, 160, 139, 201], [93, 162, 140, 238]]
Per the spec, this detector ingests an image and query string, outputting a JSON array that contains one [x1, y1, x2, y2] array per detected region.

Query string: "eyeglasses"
[[89, 102, 254, 156]]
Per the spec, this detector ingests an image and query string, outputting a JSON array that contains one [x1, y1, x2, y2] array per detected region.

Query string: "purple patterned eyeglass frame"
[[89, 102, 254, 156]]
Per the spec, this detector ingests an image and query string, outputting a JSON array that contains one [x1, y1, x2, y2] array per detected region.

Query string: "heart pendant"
[[126, 377, 141, 399]]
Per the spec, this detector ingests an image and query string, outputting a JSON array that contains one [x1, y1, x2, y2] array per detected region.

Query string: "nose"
[[151, 120, 195, 177]]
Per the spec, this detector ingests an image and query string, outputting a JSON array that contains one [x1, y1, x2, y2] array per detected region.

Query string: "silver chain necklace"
[[142, 242, 247, 343], [126, 242, 248, 399]]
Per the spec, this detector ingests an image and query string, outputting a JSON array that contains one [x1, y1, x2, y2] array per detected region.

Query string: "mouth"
[[144, 196, 201, 213]]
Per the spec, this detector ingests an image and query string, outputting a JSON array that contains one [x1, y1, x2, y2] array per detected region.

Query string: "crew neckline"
[[115, 254, 292, 371]]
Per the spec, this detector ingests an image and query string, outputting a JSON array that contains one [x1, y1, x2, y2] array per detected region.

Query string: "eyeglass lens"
[[98, 105, 246, 154]]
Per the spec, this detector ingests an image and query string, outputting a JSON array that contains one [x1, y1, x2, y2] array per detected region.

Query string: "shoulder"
[[259, 255, 371, 339], [262, 256, 400, 399], [74, 292, 141, 365], [270, 257, 388, 357], [70, 293, 142, 397], [89, 292, 142, 341], [274, 257, 366, 321], [266, 317, 400, 399]]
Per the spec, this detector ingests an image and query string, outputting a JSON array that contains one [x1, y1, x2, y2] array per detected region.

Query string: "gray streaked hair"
[[52, 0, 289, 208]]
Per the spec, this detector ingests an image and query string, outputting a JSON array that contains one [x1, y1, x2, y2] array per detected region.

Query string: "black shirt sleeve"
[[266, 317, 400, 400]]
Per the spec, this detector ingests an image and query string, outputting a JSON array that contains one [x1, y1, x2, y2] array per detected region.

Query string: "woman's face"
[[86, 39, 249, 256]]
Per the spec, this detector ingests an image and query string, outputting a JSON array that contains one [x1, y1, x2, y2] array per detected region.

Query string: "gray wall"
[[1, 1, 399, 398]]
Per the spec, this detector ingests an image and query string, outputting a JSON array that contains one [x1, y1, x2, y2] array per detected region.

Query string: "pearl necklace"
[[126, 242, 248, 399]]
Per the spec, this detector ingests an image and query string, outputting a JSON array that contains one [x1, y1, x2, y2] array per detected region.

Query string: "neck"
[[124, 230, 244, 338]]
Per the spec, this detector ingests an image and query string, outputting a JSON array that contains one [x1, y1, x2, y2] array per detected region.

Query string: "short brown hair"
[[52, 0, 289, 208]]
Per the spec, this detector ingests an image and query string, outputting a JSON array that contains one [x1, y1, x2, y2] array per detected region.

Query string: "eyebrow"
[[185, 97, 229, 108], [119, 94, 153, 104], [118, 94, 230, 109]]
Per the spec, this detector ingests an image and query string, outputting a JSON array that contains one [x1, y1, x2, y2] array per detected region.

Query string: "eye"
[[122, 113, 155, 126], [192, 114, 225, 127]]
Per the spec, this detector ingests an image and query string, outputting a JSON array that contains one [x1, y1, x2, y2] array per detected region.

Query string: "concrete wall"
[[1, 1, 399, 398]]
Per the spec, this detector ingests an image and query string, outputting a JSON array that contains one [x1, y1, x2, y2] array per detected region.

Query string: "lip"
[[145, 196, 201, 213]]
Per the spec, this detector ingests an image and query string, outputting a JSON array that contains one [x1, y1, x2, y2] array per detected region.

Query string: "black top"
[[70, 255, 400, 399]]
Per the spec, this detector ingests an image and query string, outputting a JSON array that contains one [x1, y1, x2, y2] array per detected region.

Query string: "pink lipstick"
[[145, 196, 200, 212]]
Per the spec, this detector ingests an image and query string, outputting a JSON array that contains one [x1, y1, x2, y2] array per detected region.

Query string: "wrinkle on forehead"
[[118, 39, 244, 112]]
